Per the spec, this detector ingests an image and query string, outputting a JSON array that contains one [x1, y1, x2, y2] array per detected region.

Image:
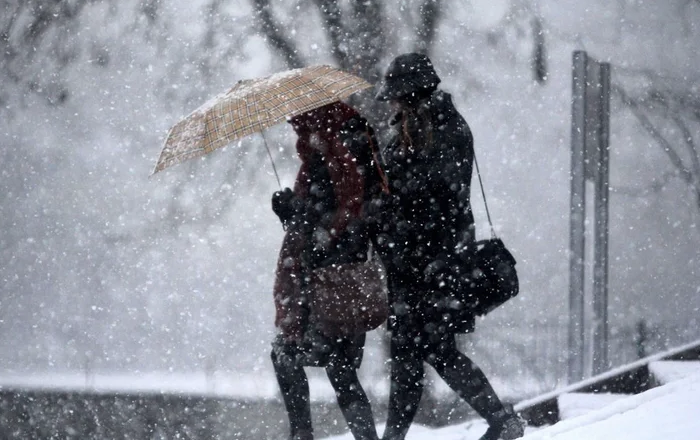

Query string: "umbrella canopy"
[[152, 65, 372, 175]]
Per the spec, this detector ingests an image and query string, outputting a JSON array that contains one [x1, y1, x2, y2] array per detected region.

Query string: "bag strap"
[[473, 149, 497, 239]]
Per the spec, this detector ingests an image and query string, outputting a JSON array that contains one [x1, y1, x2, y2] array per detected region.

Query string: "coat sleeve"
[[419, 137, 473, 253]]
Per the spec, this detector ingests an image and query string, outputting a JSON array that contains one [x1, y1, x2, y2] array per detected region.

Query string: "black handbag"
[[457, 237, 519, 316], [454, 151, 520, 316]]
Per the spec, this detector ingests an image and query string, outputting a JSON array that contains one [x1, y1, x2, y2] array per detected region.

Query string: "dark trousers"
[[271, 334, 379, 440], [382, 318, 507, 440]]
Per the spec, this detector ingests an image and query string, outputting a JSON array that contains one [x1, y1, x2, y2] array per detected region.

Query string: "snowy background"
[[1, 0, 699, 404]]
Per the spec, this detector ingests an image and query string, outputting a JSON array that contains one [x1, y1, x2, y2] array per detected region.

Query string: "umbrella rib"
[[261, 131, 282, 188], [252, 91, 282, 187]]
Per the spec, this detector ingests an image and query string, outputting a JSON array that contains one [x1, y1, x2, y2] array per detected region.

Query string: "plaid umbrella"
[[152, 65, 372, 177]]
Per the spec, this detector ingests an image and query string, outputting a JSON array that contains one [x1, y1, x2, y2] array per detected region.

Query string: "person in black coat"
[[371, 53, 524, 440]]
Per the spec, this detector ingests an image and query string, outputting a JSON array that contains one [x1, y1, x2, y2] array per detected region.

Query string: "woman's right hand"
[[271, 187, 295, 225]]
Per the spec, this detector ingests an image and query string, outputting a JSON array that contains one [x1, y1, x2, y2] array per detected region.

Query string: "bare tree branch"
[[673, 115, 700, 179], [414, 0, 442, 54], [20, 0, 94, 47], [350, 0, 385, 84], [1, 2, 21, 43], [0, 1, 97, 107], [312, 0, 349, 70], [0, 3, 20, 77], [613, 84, 695, 185], [251, 0, 304, 68], [672, 115, 700, 208], [671, 91, 700, 121], [642, 89, 700, 193], [611, 171, 676, 197], [140, 0, 161, 24], [532, 16, 548, 84], [24, 6, 56, 47]]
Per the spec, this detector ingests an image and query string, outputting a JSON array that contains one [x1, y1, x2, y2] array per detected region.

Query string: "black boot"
[[478, 404, 525, 440], [427, 344, 523, 440]]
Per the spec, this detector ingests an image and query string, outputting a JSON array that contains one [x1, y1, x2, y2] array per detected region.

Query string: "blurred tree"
[[613, 80, 700, 212], [531, 16, 547, 84], [0, 0, 99, 108], [249, 0, 445, 128]]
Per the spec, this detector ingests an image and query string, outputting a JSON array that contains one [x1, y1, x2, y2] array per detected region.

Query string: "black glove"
[[339, 115, 368, 137], [424, 258, 449, 286], [340, 116, 375, 163], [271, 188, 296, 226]]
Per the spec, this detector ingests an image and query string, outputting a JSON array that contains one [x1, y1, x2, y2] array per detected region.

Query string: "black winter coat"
[[371, 90, 476, 333]]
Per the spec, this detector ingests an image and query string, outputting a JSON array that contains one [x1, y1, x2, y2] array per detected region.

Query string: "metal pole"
[[261, 132, 282, 188], [569, 50, 587, 384], [592, 62, 611, 375]]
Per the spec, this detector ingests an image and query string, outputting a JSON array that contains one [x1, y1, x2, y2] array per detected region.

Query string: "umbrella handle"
[[261, 132, 282, 188]]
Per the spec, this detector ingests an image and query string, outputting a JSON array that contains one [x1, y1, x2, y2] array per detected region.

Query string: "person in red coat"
[[270, 102, 384, 440]]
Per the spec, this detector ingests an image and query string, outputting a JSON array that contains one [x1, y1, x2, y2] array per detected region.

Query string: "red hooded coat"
[[273, 102, 366, 340]]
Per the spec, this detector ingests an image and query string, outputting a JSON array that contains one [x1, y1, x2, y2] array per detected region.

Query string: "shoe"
[[478, 414, 525, 440]]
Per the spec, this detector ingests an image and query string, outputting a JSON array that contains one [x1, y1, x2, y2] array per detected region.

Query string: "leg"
[[325, 359, 379, 440], [382, 330, 425, 440], [271, 337, 314, 440], [426, 336, 523, 440]]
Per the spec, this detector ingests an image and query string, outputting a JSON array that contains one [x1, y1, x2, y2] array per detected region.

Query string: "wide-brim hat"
[[375, 53, 441, 101]]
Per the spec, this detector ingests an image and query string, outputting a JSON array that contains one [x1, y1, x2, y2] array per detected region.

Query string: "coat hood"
[[289, 102, 358, 161], [376, 52, 441, 101]]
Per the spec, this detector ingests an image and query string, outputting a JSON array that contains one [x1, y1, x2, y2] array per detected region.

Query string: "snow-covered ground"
[[0, 369, 388, 404], [0, 371, 280, 400], [0, 359, 698, 439], [325, 361, 700, 440]]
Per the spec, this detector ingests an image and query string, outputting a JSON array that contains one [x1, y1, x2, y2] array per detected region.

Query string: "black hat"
[[375, 53, 441, 101]]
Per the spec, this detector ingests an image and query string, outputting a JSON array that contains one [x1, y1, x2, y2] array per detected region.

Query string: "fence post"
[[592, 62, 611, 375], [569, 50, 587, 384]]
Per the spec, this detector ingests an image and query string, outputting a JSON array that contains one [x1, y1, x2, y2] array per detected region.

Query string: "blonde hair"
[[400, 103, 434, 151]]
